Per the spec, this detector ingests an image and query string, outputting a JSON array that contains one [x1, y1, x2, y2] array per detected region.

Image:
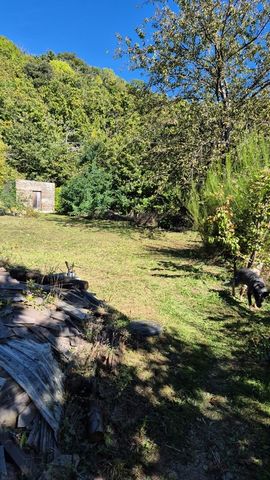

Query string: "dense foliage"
[[119, 0, 270, 154], [60, 161, 114, 216], [188, 134, 270, 263], [1, 4, 270, 231]]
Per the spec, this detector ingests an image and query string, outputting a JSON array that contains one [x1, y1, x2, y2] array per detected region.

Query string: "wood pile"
[[0, 266, 104, 478]]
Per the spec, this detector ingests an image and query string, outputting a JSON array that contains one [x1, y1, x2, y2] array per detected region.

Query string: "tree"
[[0, 138, 18, 186], [24, 58, 53, 88], [187, 133, 270, 264], [119, 0, 270, 152]]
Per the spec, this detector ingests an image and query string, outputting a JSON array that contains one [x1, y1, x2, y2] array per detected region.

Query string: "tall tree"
[[119, 0, 270, 151]]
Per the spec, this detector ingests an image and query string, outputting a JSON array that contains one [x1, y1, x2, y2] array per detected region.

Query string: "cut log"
[[0, 272, 20, 286], [8, 267, 41, 283], [41, 274, 89, 291], [88, 402, 104, 443]]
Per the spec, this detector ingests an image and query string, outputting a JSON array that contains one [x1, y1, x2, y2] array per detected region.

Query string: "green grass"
[[1, 214, 270, 479]]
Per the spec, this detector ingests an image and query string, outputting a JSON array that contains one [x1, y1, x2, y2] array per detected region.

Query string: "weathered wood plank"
[[50, 310, 70, 322], [0, 340, 63, 436], [84, 290, 102, 307], [0, 378, 6, 391], [56, 300, 88, 321], [0, 445, 7, 477], [0, 291, 25, 303], [17, 402, 37, 428], [27, 415, 41, 449], [39, 417, 56, 454], [0, 325, 13, 340], [3, 439, 31, 476], [30, 327, 72, 359], [60, 290, 91, 308], [0, 283, 27, 291], [2, 390, 30, 413], [11, 326, 31, 338], [5, 307, 51, 326], [0, 379, 30, 426]]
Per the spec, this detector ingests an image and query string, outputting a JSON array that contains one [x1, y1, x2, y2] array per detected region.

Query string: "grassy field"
[[1, 214, 270, 480]]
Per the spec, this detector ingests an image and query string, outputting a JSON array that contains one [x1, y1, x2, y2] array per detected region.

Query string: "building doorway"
[[32, 191, 42, 210]]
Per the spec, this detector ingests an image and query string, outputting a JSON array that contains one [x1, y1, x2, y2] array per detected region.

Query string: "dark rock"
[[129, 321, 163, 337]]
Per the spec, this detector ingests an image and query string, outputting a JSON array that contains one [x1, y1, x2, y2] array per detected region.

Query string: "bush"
[[187, 132, 270, 262], [60, 162, 114, 217], [55, 186, 62, 213], [0, 181, 23, 215]]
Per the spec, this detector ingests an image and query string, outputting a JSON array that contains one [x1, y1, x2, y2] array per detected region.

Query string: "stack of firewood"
[[0, 266, 105, 479]]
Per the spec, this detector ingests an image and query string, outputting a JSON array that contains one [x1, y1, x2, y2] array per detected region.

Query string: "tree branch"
[[227, 15, 270, 61]]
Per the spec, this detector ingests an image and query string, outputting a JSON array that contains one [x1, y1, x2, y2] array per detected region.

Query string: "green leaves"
[[120, 0, 270, 154], [188, 133, 270, 259], [60, 162, 114, 216]]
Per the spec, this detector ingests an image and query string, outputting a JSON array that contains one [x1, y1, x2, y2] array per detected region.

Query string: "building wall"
[[16, 180, 55, 213]]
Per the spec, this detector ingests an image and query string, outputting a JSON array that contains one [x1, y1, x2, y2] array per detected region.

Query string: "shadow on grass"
[[46, 215, 164, 240], [151, 260, 226, 282], [77, 325, 270, 480], [217, 289, 270, 325], [2, 257, 270, 480]]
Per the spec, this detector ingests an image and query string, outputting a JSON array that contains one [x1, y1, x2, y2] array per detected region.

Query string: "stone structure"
[[16, 180, 55, 213]]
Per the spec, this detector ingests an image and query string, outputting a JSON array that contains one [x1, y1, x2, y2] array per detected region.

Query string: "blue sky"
[[0, 0, 156, 81]]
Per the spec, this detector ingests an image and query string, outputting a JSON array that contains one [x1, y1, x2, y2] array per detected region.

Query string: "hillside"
[[1, 34, 270, 227], [0, 36, 142, 185]]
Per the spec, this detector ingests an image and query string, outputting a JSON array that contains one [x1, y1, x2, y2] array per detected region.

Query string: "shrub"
[[60, 162, 114, 217], [55, 186, 62, 213], [187, 132, 270, 263], [0, 181, 23, 215], [202, 201, 240, 256]]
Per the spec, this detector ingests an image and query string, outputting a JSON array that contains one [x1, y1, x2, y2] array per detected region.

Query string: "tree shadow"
[[151, 260, 225, 282], [73, 325, 270, 480], [1, 261, 270, 479], [46, 215, 164, 240], [217, 289, 270, 324]]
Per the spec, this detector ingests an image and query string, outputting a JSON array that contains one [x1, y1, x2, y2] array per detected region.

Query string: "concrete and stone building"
[[16, 180, 55, 213]]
